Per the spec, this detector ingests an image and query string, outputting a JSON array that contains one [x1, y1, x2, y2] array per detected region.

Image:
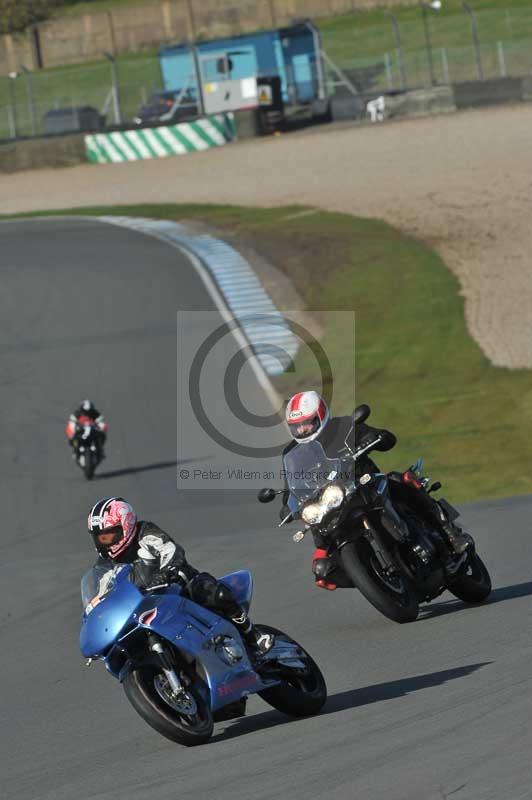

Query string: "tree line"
[[0, 1, 92, 34]]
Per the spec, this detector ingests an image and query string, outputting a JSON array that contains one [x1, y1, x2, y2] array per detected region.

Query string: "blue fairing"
[[219, 570, 253, 612], [79, 565, 277, 712], [80, 568, 143, 658]]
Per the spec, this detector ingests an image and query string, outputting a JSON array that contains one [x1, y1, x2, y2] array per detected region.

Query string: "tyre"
[[340, 540, 419, 623], [83, 453, 96, 481], [257, 625, 327, 717], [447, 553, 492, 603], [123, 667, 213, 746]]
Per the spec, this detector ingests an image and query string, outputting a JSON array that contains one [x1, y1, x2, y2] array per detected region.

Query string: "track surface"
[[2, 219, 532, 800]]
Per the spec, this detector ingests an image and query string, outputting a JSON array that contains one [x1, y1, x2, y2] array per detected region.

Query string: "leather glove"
[[131, 561, 167, 590]]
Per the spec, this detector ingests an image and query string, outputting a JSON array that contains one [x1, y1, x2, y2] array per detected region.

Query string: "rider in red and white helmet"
[[284, 392, 395, 592], [87, 497, 274, 653], [285, 391, 329, 443], [281, 391, 469, 591]]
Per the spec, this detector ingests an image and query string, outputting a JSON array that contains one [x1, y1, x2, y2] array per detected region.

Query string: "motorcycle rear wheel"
[[256, 625, 327, 717], [123, 667, 213, 746], [340, 541, 419, 623], [447, 553, 492, 603]]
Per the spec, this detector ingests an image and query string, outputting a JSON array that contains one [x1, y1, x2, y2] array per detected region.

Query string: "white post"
[[440, 47, 450, 85], [384, 52, 393, 89], [7, 104, 16, 138], [497, 41, 507, 77], [112, 84, 120, 124], [505, 10, 513, 39]]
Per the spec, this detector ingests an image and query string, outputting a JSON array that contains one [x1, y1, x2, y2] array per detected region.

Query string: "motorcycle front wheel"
[[83, 455, 96, 481], [340, 540, 419, 623], [123, 667, 213, 746], [256, 625, 327, 717]]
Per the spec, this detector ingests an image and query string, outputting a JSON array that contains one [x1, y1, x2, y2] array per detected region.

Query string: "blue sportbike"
[[80, 563, 327, 746]]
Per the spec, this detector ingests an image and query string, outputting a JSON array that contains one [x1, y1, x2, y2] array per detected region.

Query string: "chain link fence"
[[323, 37, 532, 97], [0, 56, 163, 140], [321, 5, 532, 96]]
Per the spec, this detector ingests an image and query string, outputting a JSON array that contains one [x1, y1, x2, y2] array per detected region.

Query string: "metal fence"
[[2, 29, 532, 141], [323, 37, 532, 97], [0, 56, 163, 140], [320, 4, 532, 96]]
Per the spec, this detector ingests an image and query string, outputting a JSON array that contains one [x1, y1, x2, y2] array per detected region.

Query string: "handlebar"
[[350, 433, 383, 461]]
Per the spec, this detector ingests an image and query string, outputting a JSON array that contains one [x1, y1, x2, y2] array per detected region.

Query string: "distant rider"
[[65, 399, 108, 456], [281, 391, 469, 591], [87, 497, 274, 654]]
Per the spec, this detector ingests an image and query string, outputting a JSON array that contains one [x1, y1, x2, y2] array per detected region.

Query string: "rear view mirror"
[[257, 488, 276, 503], [352, 404, 371, 425]]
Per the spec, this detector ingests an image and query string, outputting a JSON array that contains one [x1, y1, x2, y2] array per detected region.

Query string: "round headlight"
[[321, 484, 344, 510], [302, 503, 324, 525]]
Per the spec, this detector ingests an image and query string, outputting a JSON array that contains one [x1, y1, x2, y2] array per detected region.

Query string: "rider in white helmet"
[[281, 391, 468, 591], [285, 390, 329, 443]]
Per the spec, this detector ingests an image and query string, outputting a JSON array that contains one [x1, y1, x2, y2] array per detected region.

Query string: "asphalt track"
[[1, 218, 532, 800]]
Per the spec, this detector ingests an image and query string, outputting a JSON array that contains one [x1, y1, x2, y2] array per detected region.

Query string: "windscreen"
[[283, 440, 342, 504], [80, 564, 124, 613]]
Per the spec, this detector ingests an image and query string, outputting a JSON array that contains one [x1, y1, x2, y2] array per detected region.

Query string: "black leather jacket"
[[95, 521, 198, 590]]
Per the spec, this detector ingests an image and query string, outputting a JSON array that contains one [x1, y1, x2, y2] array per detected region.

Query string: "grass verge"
[[3, 202, 531, 504]]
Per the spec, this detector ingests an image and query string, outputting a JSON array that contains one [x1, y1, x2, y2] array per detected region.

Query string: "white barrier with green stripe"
[[85, 114, 235, 164]]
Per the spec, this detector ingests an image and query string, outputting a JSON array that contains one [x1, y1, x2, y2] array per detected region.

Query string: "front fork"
[[359, 516, 397, 574], [147, 633, 185, 695]]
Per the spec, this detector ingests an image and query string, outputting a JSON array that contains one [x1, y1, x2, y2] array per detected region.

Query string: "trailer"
[[158, 22, 326, 119]]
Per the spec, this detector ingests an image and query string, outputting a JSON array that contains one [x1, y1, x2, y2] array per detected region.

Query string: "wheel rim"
[[282, 665, 320, 695], [462, 556, 485, 584], [369, 554, 410, 601], [153, 674, 200, 723], [264, 635, 321, 696]]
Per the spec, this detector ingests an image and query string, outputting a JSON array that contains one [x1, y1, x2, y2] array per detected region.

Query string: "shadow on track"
[[420, 581, 532, 619], [212, 662, 490, 743]]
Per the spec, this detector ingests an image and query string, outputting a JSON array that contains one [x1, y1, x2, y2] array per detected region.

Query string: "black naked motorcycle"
[[259, 405, 492, 624], [72, 422, 104, 481]]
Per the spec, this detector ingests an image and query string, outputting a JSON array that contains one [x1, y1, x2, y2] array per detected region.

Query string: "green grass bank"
[[4, 202, 531, 504]]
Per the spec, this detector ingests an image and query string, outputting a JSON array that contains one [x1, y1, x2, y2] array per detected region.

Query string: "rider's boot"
[[230, 608, 275, 654], [441, 520, 471, 555], [424, 493, 471, 555], [312, 549, 337, 591]]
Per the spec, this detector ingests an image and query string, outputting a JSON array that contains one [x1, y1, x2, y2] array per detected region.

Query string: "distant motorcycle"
[[80, 563, 327, 746], [72, 423, 103, 480], [259, 404, 492, 624]]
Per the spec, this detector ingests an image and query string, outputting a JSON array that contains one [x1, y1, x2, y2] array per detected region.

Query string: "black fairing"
[[438, 497, 461, 522]]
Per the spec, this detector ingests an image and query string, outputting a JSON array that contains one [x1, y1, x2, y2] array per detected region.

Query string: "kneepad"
[[312, 558, 332, 579], [187, 572, 218, 605], [188, 572, 237, 614]]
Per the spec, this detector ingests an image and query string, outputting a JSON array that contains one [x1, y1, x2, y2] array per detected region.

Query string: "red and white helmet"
[[88, 497, 137, 558], [285, 391, 329, 443]]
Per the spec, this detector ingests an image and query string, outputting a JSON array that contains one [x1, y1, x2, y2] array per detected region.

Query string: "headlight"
[[302, 503, 324, 525], [321, 484, 344, 510]]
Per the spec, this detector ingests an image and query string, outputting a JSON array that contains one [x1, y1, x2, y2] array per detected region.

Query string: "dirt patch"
[[2, 105, 532, 367]]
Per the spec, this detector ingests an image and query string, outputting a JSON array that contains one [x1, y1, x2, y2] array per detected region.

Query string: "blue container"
[[159, 23, 321, 106]]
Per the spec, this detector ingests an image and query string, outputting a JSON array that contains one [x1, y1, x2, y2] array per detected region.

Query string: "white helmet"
[[80, 399, 95, 413], [285, 391, 329, 443]]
